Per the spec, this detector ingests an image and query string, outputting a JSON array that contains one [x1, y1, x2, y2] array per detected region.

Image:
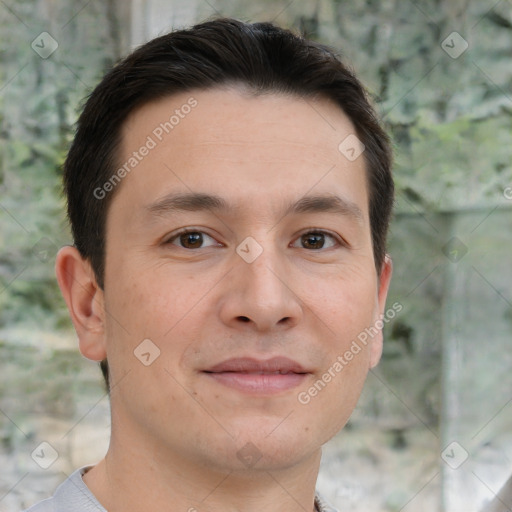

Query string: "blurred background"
[[1, 1, 511, 511]]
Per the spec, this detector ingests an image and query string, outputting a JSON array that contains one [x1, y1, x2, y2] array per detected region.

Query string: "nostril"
[[237, 316, 251, 322]]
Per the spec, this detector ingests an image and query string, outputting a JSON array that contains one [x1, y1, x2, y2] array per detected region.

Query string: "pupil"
[[303, 233, 324, 249], [181, 232, 203, 248]]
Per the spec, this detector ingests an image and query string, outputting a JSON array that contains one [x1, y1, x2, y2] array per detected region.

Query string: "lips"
[[203, 357, 310, 394]]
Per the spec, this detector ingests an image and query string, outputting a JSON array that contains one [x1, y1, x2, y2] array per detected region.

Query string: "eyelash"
[[166, 228, 220, 248], [165, 228, 344, 250], [291, 229, 344, 250]]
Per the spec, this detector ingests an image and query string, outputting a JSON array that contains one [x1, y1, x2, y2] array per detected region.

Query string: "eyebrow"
[[286, 194, 364, 223], [145, 192, 230, 216], [144, 192, 364, 223]]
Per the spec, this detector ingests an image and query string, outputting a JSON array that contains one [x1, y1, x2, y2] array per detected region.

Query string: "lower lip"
[[204, 372, 308, 394]]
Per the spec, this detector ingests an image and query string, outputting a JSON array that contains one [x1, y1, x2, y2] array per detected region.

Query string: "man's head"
[[56, 18, 393, 474]]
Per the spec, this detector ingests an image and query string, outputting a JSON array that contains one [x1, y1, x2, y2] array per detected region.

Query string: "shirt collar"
[[314, 492, 339, 512]]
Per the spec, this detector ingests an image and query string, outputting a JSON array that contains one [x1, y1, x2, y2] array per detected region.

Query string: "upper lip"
[[204, 357, 310, 374]]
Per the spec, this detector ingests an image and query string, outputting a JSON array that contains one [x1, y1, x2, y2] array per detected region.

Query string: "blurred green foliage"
[[0, 0, 121, 331]]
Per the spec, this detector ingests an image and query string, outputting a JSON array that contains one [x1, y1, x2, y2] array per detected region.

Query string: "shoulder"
[[23, 497, 54, 512], [22, 466, 105, 512]]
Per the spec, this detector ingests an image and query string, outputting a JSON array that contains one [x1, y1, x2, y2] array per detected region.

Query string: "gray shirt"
[[23, 466, 339, 512]]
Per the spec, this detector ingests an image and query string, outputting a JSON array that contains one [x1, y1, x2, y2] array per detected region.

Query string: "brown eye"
[[301, 232, 326, 249], [180, 232, 203, 248], [168, 230, 219, 249], [291, 230, 339, 250]]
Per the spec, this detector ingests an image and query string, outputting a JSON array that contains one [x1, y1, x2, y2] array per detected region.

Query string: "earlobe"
[[369, 254, 393, 368], [55, 245, 107, 361]]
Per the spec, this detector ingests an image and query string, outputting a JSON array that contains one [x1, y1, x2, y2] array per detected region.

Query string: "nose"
[[218, 246, 303, 333]]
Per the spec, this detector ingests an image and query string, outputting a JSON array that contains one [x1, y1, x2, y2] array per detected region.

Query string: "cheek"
[[103, 268, 218, 382], [106, 268, 194, 330], [305, 270, 378, 337], [297, 355, 370, 448], [299, 271, 377, 408]]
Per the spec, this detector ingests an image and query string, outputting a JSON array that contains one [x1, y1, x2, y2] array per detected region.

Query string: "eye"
[[291, 230, 340, 250], [167, 230, 220, 249]]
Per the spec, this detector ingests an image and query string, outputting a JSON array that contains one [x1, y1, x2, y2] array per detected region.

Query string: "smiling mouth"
[[203, 357, 310, 394], [209, 370, 300, 375]]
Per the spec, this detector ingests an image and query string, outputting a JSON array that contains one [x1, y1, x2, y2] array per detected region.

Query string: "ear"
[[55, 245, 107, 361], [369, 254, 393, 368]]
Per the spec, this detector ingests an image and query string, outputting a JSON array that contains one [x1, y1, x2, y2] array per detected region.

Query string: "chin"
[[223, 418, 328, 471]]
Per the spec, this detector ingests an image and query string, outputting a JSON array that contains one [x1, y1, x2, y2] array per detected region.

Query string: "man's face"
[[99, 88, 391, 471]]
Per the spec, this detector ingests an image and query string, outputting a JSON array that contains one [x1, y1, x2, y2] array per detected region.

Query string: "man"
[[25, 17, 393, 512]]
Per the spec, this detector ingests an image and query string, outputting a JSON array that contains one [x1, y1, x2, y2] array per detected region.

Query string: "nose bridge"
[[220, 239, 302, 331], [244, 247, 287, 301]]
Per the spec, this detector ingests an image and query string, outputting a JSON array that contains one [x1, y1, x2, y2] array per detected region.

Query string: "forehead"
[[120, 86, 360, 161], [111, 88, 368, 222]]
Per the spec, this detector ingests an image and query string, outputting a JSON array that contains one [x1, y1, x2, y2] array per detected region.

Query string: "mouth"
[[203, 357, 311, 394]]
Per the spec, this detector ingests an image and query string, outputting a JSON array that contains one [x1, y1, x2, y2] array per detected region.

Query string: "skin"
[[56, 87, 392, 512]]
